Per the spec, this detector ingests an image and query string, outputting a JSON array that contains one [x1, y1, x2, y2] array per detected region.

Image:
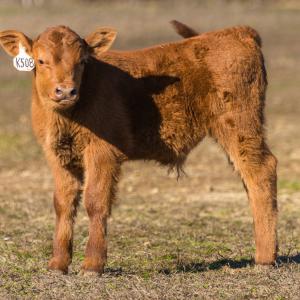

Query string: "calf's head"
[[0, 26, 116, 109]]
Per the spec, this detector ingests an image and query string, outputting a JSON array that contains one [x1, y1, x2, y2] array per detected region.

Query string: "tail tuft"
[[170, 20, 198, 38]]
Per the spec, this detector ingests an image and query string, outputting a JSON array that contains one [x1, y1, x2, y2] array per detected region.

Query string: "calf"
[[0, 22, 277, 275]]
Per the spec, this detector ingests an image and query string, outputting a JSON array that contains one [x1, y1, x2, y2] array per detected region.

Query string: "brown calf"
[[0, 22, 277, 275]]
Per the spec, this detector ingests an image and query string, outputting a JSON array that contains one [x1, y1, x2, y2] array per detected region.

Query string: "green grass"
[[0, 78, 31, 93], [1, 161, 298, 299], [0, 133, 41, 165], [279, 180, 300, 192]]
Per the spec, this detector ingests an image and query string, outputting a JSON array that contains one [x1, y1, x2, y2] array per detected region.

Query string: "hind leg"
[[211, 113, 278, 264]]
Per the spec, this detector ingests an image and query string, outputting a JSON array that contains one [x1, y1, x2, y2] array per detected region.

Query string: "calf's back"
[[64, 26, 266, 168]]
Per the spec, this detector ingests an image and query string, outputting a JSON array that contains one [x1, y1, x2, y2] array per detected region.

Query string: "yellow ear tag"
[[13, 43, 35, 72]]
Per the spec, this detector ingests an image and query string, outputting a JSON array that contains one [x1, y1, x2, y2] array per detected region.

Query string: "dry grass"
[[0, 0, 300, 299]]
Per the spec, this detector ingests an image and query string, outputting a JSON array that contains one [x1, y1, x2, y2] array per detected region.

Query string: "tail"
[[240, 26, 262, 47], [170, 20, 198, 38]]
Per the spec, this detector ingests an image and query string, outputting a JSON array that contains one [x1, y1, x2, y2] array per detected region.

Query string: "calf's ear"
[[0, 30, 33, 57], [85, 28, 117, 56]]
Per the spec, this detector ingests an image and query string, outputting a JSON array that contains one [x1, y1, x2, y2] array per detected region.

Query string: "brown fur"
[[0, 23, 277, 275]]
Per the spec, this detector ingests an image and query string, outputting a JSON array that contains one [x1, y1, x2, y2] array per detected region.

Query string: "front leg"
[[48, 160, 81, 274], [81, 146, 120, 275]]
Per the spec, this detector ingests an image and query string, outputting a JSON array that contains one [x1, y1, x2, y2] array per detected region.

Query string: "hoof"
[[81, 257, 104, 276], [79, 269, 101, 277], [48, 268, 66, 275], [48, 257, 69, 274]]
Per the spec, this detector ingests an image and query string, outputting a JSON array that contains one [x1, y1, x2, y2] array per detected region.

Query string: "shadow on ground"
[[156, 254, 300, 275], [160, 258, 253, 274], [103, 253, 300, 277], [277, 254, 300, 264]]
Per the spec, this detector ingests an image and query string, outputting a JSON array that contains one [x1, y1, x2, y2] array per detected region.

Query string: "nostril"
[[70, 88, 77, 97], [55, 87, 63, 96]]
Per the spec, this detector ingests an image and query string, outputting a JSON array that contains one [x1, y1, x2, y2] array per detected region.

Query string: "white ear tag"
[[13, 43, 35, 72]]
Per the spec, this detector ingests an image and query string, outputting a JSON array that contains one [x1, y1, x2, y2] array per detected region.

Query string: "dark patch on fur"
[[193, 45, 209, 59], [226, 118, 235, 128], [50, 31, 65, 44]]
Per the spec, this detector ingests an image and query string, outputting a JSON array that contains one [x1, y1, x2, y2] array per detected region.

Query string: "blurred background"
[[0, 1, 300, 298]]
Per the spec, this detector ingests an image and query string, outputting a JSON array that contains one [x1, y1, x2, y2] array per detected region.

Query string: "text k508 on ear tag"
[[13, 43, 35, 72]]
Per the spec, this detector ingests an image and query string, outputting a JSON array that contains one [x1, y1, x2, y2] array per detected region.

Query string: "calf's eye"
[[38, 59, 44, 65]]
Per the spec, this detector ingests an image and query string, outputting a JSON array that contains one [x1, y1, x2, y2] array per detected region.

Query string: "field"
[[0, 0, 300, 299]]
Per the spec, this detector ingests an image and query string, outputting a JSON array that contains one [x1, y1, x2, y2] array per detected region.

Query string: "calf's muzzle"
[[54, 86, 78, 102]]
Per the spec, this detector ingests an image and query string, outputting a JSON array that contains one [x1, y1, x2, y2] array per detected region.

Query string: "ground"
[[0, 1, 300, 299]]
